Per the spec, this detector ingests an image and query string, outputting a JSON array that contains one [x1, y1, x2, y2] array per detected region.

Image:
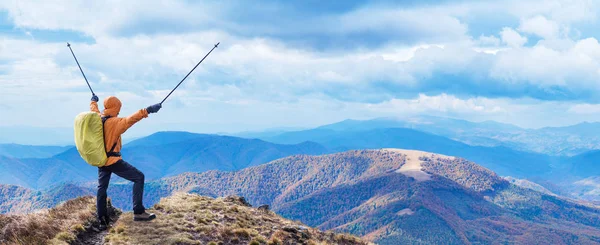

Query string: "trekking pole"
[[160, 42, 220, 105], [67, 42, 95, 96]]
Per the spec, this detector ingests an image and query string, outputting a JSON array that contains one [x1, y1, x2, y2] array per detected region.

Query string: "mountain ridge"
[[266, 127, 558, 178], [0, 193, 368, 245], [0, 144, 71, 159], [0, 133, 329, 189], [106, 149, 600, 244], [261, 117, 600, 156], [3, 148, 600, 244]]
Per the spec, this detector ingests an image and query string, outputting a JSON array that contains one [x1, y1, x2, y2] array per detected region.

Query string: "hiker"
[[90, 95, 162, 230]]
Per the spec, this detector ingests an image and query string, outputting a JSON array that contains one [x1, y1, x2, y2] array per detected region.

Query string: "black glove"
[[91, 94, 99, 102], [146, 103, 162, 114]]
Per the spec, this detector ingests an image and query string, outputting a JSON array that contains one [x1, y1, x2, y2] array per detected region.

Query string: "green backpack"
[[74, 111, 107, 167]]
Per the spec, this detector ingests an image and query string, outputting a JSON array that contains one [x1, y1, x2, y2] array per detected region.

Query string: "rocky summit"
[[0, 192, 368, 245]]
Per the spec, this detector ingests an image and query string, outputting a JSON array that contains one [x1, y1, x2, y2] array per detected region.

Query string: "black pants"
[[97, 160, 146, 220]]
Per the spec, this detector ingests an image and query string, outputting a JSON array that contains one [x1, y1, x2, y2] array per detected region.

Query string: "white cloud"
[[500, 27, 528, 47], [519, 15, 560, 39], [490, 37, 600, 92], [3, 29, 600, 129], [0, 39, 85, 94], [381, 45, 445, 62], [0, 0, 223, 38], [0, 38, 58, 60], [334, 6, 469, 43], [568, 104, 600, 114], [573, 37, 600, 59], [508, 0, 598, 24], [371, 94, 507, 115], [477, 35, 501, 46], [2, 0, 600, 133]]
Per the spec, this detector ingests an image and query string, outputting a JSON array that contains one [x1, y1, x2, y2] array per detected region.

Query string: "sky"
[[1, 0, 600, 141]]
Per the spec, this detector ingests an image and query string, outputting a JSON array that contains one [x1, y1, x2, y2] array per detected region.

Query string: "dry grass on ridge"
[[105, 192, 369, 245], [0, 196, 104, 245]]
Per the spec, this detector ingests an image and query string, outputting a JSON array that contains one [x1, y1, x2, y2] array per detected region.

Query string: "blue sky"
[[1, 0, 600, 142]]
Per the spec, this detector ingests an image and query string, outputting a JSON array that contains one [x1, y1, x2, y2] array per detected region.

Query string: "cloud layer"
[[1, 0, 600, 134]]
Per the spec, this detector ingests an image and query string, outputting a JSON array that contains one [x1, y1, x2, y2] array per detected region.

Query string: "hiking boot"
[[98, 222, 108, 231], [133, 212, 156, 221], [96, 217, 109, 231]]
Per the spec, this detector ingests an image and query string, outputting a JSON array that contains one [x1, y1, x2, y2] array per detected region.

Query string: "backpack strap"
[[101, 116, 121, 158], [106, 141, 120, 157]]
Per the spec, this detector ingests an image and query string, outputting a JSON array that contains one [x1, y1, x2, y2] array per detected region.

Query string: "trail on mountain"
[[102, 193, 368, 245], [73, 202, 121, 245], [73, 227, 108, 245]]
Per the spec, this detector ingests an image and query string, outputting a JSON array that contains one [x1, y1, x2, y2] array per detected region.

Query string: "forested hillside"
[[103, 149, 600, 244]]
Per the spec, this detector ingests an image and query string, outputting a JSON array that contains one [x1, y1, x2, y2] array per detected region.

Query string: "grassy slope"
[[105, 192, 369, 245], [0, 196, 119, 245], [1, 193, 366, 245]]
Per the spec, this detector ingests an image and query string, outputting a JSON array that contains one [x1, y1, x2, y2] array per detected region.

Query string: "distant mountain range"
[[0, 132, 328, 189], [2, 116, 600, 202], [4, 116, 600, 156], [249, 117, 600, 202], [121, 131, 329, 178], [2, 128, 599, 201], [0, 183, 92, 213], [0, 129, 559, 189], [260, 116, 600, 156], [568, 150, 600, 177], [4, 149, 600, 244], [0, 144, 71, 159], [260, 126, 559, 178]]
